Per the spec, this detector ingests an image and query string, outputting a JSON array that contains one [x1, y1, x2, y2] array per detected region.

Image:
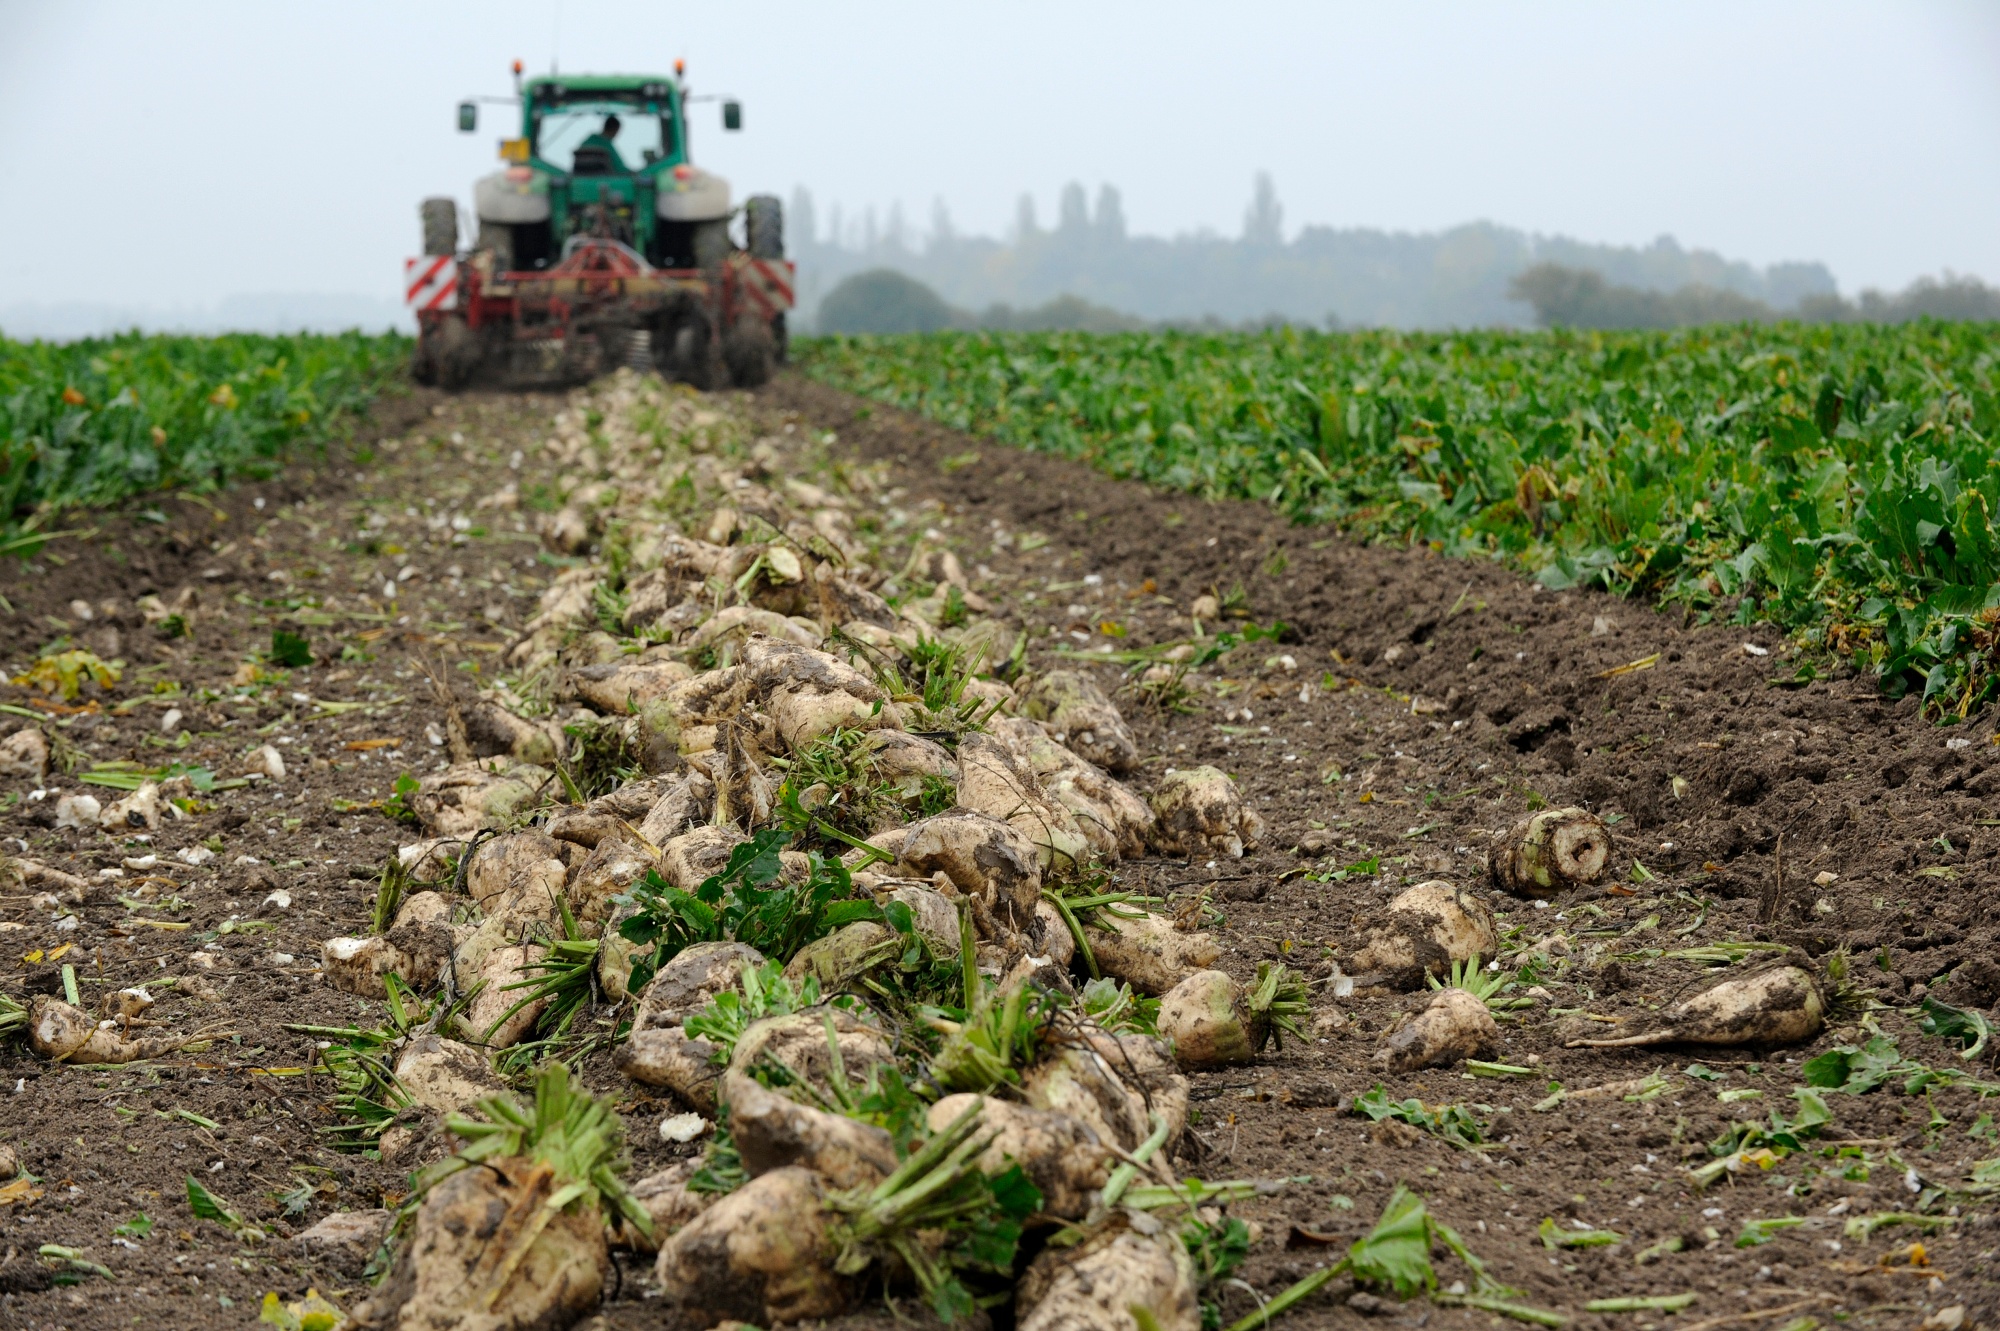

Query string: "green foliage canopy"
[[819, 269, 959, 335], [0, 330, 407, 541], [803, 322, 2000, 715]]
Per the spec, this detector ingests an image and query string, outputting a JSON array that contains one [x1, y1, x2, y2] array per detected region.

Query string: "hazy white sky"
[[2, 0, 1996, 309]]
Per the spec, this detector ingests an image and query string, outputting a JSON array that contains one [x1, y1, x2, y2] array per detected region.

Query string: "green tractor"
[[409, 61, 792, 391]]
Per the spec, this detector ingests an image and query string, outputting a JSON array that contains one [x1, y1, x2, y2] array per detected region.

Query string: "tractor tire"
[[421, 197, 460, 257], [411, 329, 439, 386], [431, 315, 482, 391], [691, 220, 733, 275], [745, 195, 784, 259], [658, 307, 723, 391], [723, 315, 776, 389], [475, 221, 514, 274]]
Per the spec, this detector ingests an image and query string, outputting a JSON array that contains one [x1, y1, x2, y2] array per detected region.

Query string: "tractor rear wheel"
[[691, 220, 733, 275], [723, 315, 776, 389], [431, 315, 482, 391], [658, 308, 722, 391], [411, 329, 439, 386], [745, 195, 784, 259], [420, 198, 459, 256], [475, 221, 514, 274]]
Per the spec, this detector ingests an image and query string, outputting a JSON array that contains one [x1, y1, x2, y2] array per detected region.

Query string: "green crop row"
[[800, 323, 2000, 718], [0, 330, 409, 547]]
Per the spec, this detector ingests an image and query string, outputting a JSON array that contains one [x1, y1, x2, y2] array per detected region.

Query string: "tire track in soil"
[[0, 374, 1989, 1329]]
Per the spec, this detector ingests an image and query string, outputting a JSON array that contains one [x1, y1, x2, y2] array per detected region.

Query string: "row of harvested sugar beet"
[[309, 377, 1321, 1326]]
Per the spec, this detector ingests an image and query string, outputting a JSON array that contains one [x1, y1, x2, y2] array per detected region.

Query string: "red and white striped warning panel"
[[731, 256, 796, 316], [404, 256, 458, 311]]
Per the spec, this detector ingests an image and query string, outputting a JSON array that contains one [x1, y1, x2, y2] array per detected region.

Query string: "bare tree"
[[1059, 181, 1089, 234], [1244, 172, 1283, 246], [1094, 184, 1126, 240], [1013, 192, 1039, 242]]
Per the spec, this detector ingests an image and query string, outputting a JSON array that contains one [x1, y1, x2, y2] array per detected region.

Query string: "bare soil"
[[2, 370, 1995, 1330]]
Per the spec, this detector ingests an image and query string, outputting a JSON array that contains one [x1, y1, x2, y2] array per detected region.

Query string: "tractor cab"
[[469, 73, 737, 274], [535, 104, 671, 175]]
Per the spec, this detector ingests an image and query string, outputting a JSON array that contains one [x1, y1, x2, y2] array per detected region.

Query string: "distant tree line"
[[816, 270, 1245, 336], [819, 259, 2000, 336], [1510, 264, 2000, 329], [821, 261, 2000, 336], [787, 173, 1847, 331]]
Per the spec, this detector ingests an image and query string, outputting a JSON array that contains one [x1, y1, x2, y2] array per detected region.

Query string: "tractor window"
[[534, 107, 670, 173]]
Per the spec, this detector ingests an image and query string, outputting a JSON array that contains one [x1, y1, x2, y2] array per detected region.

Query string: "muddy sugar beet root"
[[925, 1094, 1111, 1220], [1156, 963, 1311, 1068], [1083, 910, 1221, 995], [728, 1007, 899, 1098], [1568, 963, 1826, 1049], [322, 890, 454, 999], [1342, 881, 1498, 990], [28, 995, 211, 1064], [620, 1025, 725, 1112], [1489, 806, 1612, 898], [654, 1099, 1009, 1326], [724, 1072, 899, 1189], [369, 1155, 608, 1331], [1148, 764, 1264, 858], [652, 1166, 855, 1327], [1020, 669, 1140, 774], [1016, 1220, 1201, 1331], [1374, 987, 1499, 1072], [351, 1062, 647, 1331]]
